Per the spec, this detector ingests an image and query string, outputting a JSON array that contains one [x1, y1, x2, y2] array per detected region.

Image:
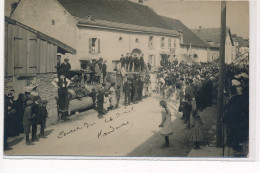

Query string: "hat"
[[235, 72, 249, 79], [232, 79, 241, 87]]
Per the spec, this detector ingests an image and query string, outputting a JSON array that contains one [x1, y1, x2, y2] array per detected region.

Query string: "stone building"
[[192, 27, 235, 64], [10, 0, 182, 71], [161, 16, 210, 64], [5, 16, 76, 117]]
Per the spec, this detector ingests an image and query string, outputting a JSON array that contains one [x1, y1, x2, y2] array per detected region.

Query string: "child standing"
[[159, 100, 173, 147], [97, 89, 105, 119], [103, 93, 110, 113], [115, 85, 121, 108], [39, 100, 48, 138], [190, 111, 203, 149], [23, 100, 35, 145]]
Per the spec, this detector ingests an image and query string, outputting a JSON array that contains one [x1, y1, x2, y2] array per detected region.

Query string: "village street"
[[5, 96, 195, 157]]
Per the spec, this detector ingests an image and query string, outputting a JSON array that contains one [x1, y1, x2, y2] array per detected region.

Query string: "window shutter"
[[98, 38, 100, 53], [14, 27, 27, 76], [89, 38, 92, 53], [27, 34, 37, 76]]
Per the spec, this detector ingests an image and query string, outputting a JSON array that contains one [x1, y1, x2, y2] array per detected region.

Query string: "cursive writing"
[[97, 121, 130, 139], [57, 121, 96, 139], [58, 126, 82, 138]]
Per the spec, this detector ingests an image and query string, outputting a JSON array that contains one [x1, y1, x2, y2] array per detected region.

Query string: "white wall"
[[11, 0, 78, 49], [11, 0, 181, 71], [180, 45, 208, 63], [77, 28, 180, 71]]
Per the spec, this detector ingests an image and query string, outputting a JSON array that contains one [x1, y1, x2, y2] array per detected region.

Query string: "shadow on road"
[[127, 111, 193, 157]]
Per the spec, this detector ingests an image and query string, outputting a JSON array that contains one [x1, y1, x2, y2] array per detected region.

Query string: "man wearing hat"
[[23, 99, 35, 145], [123, 77, 132, 106], [120, 54, 126, 68], [129, 53, 133, 72], [39, 100, 48, 137], [125, 53, 130, 72], [102, 60, 107, 83], [60, 58, 71, 79]]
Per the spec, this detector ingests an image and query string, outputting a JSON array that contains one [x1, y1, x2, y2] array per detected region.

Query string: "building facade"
[[10, 0, 182, 72], [192, 27, 236, 64]]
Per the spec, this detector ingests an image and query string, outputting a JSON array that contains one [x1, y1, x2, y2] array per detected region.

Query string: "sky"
[[144, 0, 249, 38], [4, 0, 249, 38]]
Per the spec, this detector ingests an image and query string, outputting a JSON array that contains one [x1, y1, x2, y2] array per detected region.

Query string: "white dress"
[[160, 108, 173, 136], [110, 87, 117, 108]]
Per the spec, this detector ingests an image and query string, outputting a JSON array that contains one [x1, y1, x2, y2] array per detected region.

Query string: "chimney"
[[198, 26, 202, 33], [11, 2, 18, 12]]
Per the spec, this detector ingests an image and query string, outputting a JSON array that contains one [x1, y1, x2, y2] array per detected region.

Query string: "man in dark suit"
[[129, 53, 133, 72], [125, 53, 130, 71], [102, 60, 107, 83], [123, 78, 132, 106], [60, 58, 71, 79], [140, 54, 144, 72], [120, 54, 126, 68], [133, 55, 138, 72]]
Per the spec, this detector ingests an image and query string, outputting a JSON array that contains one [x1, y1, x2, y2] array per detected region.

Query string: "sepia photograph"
[[2, 0, 254, 159]]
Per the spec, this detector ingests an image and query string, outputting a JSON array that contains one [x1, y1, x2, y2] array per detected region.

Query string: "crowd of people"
[[4, 84, 49, 149], [119, 53, 151, 73], [151, 57, 249, 151], [4, 52, 249, 153]]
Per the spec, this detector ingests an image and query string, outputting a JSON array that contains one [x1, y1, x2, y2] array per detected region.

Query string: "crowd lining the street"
[[4, 52, 249, 154]]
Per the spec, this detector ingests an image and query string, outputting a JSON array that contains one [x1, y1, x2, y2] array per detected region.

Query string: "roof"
[[161, 16, 209, 48], [5, 16, 76, 54], [233, 36, 249, 47], [191, 27, 233, 48], [178, 54, 198, 65], [57, 0, 179, 36]]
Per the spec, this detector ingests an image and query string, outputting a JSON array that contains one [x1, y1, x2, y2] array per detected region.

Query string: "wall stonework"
[[36, 73, 58, 121]]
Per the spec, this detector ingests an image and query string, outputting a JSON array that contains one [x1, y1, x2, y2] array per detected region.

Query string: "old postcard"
[[2, 0, 254, 160]]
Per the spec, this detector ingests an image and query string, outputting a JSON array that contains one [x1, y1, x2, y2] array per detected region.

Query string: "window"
[[168, 38, 171, 48], [149, 36, 153, 47], [119, 37, 123, 42], [149, 54, 155, 66], [89, 38, 100, 54], [161, 37, 165, 48], [52, 19, 55, 25], [174, 39, 177, 48], [135, 38, 139, 43]]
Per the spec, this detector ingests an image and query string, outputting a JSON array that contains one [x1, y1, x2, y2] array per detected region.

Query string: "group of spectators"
[[154, 60, 249, 151], [120, 53, 151, 73], [4, 84, 49, 150], [4, 51, 249, 153], [81, 58, 107, 84]]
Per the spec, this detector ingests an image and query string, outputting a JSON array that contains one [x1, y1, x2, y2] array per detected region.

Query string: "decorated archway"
[[131, 48, 142, 56]]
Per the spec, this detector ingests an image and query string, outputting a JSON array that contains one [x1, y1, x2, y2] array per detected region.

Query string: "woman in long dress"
[[190, 111, 203, 149], [159, 100, 173, 147], [109, 82, 117, 109]]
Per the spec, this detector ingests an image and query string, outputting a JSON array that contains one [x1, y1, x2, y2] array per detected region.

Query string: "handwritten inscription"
[[57, 122, 96, 139], [104, 107, 133, 123], [97, 121, 130, 139]]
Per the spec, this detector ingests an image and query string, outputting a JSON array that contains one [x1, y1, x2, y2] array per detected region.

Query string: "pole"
[[216, 1, 226, 148]]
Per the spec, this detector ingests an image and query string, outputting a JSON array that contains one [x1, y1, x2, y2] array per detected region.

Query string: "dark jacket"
[[60, 62, 71, 77], [23, 106, 34, 126]]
